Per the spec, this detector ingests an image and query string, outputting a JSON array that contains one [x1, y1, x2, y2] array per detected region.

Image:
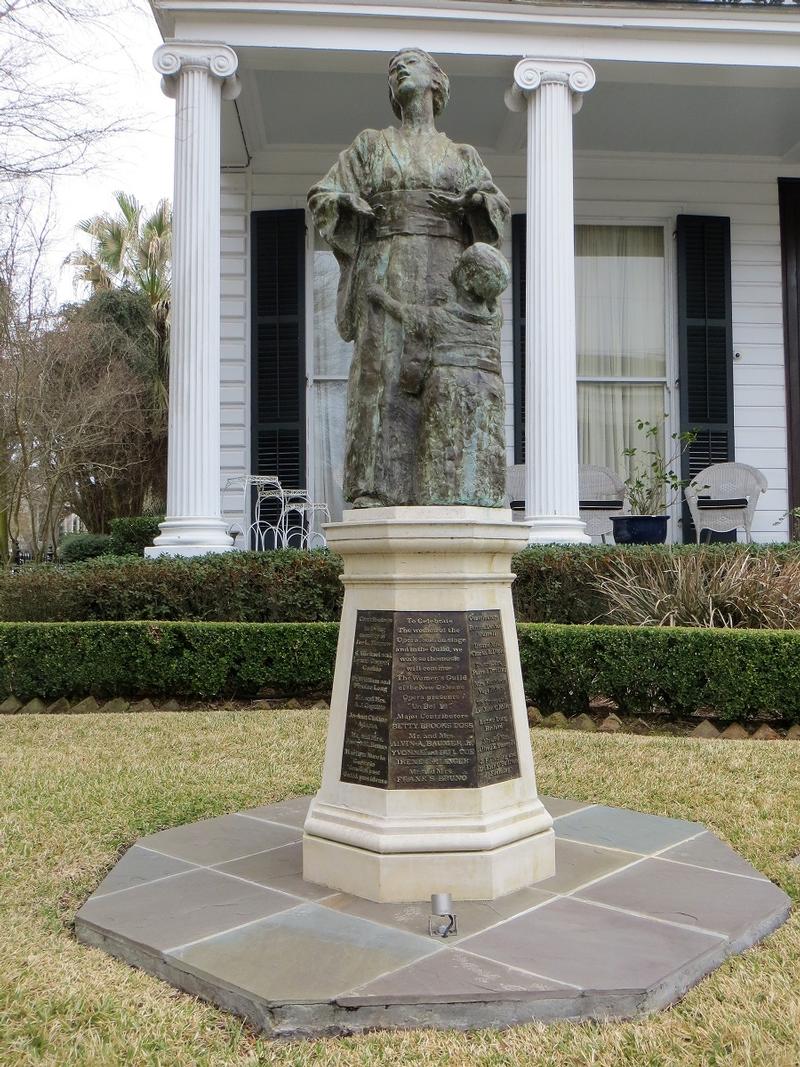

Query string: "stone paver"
[[75, 795, 791, 1037], [348, 946, 571, 1001], [241, 795, 313, 829], [78, 868, 299, 951], [215, 842, 334, 901], [93, 846, 197, 896], [459, 896, 725, 990], [539, 796, 594, 819], [575, 858, 789, 941], [534, 838, 640, 895], [658, 831, 769, 880], [321, 884, 553, 938], [173, 902, 440, 1001], [138, 812, 301, 865], [554, 804, 702, 853]]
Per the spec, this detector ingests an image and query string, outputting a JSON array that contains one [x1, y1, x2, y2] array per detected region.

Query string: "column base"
[[303, 828, 555, 903], [525, 515, 590, 545], [145, 517, 235, 558]]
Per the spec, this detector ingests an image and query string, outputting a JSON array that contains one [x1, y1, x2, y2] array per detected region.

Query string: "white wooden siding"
[[218, 150, 800, 542], [219, 170, 251, 530]]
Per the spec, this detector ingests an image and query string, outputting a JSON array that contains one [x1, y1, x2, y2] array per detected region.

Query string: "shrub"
[[3, 543, 800, 626], [518, 623, 800, 721], [0, 550, 344, 623], [1, 619, 799, 721], [107, 515, 164, 557], [0, 621, 339, 700], [598, 551, 800, 629], [58, 533, 112, 564]]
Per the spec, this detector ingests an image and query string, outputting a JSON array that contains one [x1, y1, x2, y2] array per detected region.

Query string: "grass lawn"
[[1, 709, 799, 1067]]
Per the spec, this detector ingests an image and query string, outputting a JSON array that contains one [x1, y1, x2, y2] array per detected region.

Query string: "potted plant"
[[612, 419, 696, 545]]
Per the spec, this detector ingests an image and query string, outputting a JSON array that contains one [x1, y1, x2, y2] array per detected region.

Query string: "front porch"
[[147, 0, 800, 551]]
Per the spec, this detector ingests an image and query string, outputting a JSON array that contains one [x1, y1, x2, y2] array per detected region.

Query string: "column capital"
[[505, 58, 595, 115], [154, 42, 241, 101]]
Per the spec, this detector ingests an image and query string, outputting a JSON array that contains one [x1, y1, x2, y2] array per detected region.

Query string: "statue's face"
[[388, 50, 434, 109]]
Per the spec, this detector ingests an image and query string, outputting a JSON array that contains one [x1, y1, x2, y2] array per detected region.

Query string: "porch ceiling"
[[223, 53, 800, 163]]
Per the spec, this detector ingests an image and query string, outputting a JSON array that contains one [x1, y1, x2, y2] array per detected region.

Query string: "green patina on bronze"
[[308, 48, 511, 508]]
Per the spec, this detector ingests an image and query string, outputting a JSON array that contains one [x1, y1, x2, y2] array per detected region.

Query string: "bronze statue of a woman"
[[308, 49, 510, 507]]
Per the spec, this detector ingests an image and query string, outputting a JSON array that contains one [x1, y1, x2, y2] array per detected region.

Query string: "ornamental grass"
[[597, 551, 800, 629]]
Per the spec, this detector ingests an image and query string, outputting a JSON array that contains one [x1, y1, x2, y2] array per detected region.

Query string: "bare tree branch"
[[0, 0, 129, 180]]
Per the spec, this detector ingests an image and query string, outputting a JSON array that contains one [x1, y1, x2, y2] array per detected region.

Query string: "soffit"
[[236, 64, 800, 158]]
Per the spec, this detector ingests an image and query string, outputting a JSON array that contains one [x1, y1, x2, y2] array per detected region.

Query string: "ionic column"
[[506, 59, 595, 544], [147, 43, 241, 557]]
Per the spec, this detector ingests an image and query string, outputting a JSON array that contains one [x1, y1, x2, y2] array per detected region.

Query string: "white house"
[[146, 0, 800, 553]]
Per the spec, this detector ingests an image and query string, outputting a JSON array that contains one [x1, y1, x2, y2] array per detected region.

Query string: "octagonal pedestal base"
[[75, 794, 791, 1039]]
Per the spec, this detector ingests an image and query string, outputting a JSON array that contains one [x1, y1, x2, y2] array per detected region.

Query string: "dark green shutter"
[[512, 214, 526, 464], [677, 215, 735, 542], [250, 209, 306, 491], [779, 179, 800, 514]]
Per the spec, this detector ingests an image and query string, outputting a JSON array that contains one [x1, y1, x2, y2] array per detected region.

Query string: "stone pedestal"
[[302, 506, 555, 902]]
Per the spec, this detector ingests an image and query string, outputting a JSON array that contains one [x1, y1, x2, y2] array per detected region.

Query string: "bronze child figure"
[[367, 242, 510, 507]]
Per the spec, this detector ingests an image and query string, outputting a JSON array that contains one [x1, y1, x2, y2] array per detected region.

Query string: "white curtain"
[[576, 225, 667, 479], [312, 249, 353, 520], [578, 383, 666, 480]]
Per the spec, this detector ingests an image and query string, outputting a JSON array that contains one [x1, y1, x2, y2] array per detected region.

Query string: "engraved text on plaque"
[[340, 610, 520, 789]]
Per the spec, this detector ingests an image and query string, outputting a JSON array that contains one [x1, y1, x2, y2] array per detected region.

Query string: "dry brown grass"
[[1, 709, 799, 1066]]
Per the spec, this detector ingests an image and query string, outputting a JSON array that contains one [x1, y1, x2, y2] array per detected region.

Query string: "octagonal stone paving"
[[75, 796, 790, 1038]]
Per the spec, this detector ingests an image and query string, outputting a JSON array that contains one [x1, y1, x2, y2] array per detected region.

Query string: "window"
[[576, 224, 669, 483]]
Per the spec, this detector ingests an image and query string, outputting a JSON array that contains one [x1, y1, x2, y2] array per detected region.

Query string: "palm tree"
[[66, 193, 172, 512], [67, 192, 171, 410]]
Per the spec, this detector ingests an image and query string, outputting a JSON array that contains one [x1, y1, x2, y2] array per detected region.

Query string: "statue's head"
[[452, 244, 511, 308], [388, 48, 450, 119]]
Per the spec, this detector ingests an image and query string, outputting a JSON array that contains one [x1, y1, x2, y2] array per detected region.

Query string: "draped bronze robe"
[[308, 126, 509, 506]]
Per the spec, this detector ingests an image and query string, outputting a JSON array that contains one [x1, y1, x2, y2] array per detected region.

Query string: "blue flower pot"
[[611, 515, 668, 545]]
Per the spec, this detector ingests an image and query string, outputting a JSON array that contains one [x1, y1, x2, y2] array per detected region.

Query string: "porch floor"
[[75, 796, 790, 1038]]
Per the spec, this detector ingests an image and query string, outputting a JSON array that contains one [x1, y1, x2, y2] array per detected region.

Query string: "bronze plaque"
[[340, 609, 520, 790], [468, 611, 521, 786], [340, 611, 393, 786]]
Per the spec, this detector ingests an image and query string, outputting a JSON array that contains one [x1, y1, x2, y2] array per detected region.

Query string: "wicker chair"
[[505, 463, 627, 540], [579, 465, 628, 543], [684, 462, 767, 543]]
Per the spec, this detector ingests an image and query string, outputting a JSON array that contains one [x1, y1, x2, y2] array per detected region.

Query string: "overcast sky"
[[45, 1, 174, 304]]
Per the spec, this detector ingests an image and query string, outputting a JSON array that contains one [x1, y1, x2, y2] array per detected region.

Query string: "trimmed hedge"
[[517, 623, 800, 722], [5, 543, 800, 625], [1, 619, 799, 721], [0, 550, 344, 623], [0, 621, 339, 700]]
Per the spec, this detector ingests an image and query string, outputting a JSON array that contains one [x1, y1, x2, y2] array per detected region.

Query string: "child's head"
[[451, 243, 510, 308]]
